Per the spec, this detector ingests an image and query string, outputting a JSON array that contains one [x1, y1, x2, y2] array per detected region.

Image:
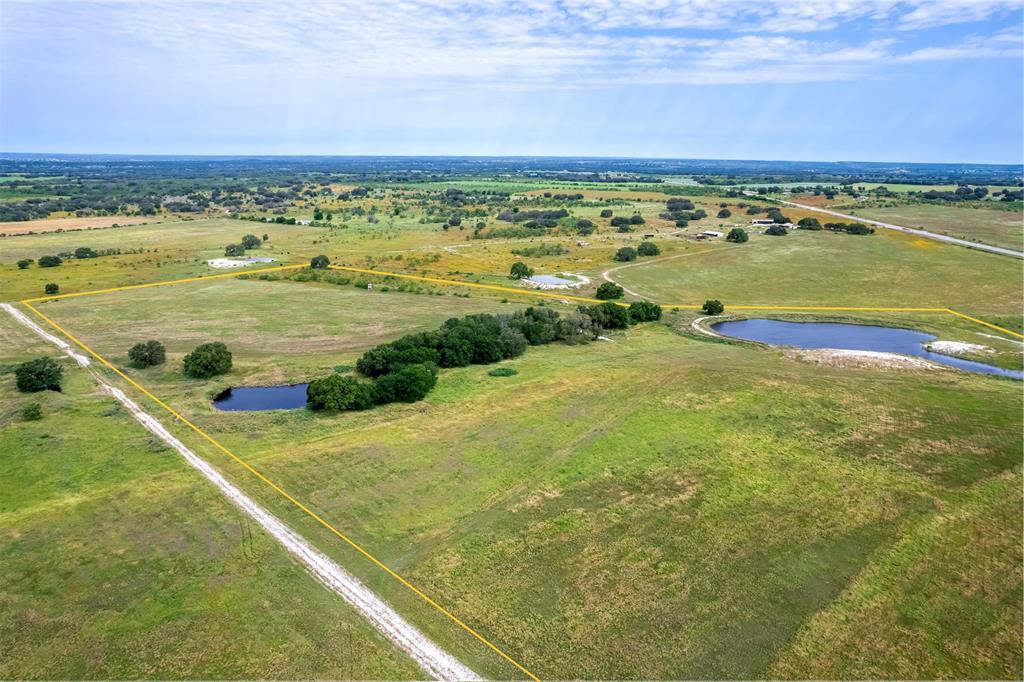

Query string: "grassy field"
[[611, 228, 1023, 323], [30, 277, 1022, 680], [0, 312, 421, 679], [831, 203, 1023, 251]]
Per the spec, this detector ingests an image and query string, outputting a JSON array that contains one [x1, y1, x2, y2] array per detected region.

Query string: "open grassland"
[[830, 202, 1023, 251], [0, 215, 174, 236], [612, 228, 1023, 324], [0, 314, 420, 680], [36, 279, 1023, 680]]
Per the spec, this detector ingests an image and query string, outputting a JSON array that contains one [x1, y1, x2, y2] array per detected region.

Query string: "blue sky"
[[2, 0, 1022, 163]]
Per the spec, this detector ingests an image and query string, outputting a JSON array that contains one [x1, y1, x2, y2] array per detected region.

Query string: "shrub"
[[74, 246, 98, 259], [628, 301, 662, 322], [488, 367, 518, 377], [582, 302, 631, 329], [241, 234, 262, 249], [675, 219, 689, 228], [224, 243, 245, 257], [128, 340, 166, 368], [717, 208, 732, 219], [182, 342, 232, 379], [637, 241, 660, 256], [38, 255, 62, 267], [21, 402, 43, 421], [600, 209, 613, 218], [310, 254, 329, 269], [44, 283, 59, 295], [15, 357, 62, 392], [726, 227, 749, 243], [17, 259, 32, 269], [764, 224, 788, 236], [576, 219, 595, 235], [372, 363, 437, 403], [509, 261, 534, 279], [307, 374, 374, 410], [596, 282, 624, 300], [613, 247, 637, 262], [702, 299, 724, 315]]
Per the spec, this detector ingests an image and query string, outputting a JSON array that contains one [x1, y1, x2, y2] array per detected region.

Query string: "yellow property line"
[[21, 264, 307, 303], [17, 301, 542, 682], [328, 264, 608, 305], [15, 260, 1023, 340]]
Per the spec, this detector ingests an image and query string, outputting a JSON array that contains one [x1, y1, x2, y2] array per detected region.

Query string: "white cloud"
[[2, 0, 1021, 89]]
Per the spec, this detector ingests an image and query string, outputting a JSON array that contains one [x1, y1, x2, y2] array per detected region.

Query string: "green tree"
[[74, 246, 98, 259], [600, 209, 613, 218], [582, 302, 631, 329], [310, 254, 330, 269], [20, 402, 43, 421], [726, 227, 749, 243], [224, 243, 245, 257], [313, 209, 324, 221], [509, 261, 534, 279], [717, 208, 732, 219], [15, 357, 63, 392], [372, 363, 438, 403], [44, 283, 59, 295], [16, 259, 32, 269], [637, 241, 660, 256], [128, 340, 166, 368], [241, 234, 262, 249], [596, 282, 624, 300], [702, 299, 724, 315], [38, 255, 62, 267], [307, 374, 374, 410], [182, 342, 232, 379], [613, 247, 637, 262], [765, 224, 788, 236], [628, 301, 662, 322], [797, 217, 822, 230]]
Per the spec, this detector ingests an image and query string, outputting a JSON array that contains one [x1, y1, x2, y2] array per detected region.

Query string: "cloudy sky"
[[2, 0, 1022, 162]]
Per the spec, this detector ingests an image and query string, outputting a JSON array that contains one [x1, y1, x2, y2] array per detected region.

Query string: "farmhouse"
[[750, 219, 776, 225], [696, 230, 723, 240]]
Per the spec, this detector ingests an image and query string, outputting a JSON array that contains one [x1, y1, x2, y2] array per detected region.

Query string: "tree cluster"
[[15, 357, 63, 393], [182, 342, 232, 379], [128, 340, 166, 368]]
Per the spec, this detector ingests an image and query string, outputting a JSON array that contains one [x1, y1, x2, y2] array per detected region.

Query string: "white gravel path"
[[2, 302, 481, 682]]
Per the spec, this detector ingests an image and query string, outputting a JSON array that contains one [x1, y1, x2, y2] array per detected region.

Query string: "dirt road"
[[776, 199, 1024, 258], [1, 302, 481, 682]]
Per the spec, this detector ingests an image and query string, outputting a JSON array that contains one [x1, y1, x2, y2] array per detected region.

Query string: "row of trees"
[[224, 234, 265, 257], [307, 302, 663, 412], [613, 241, 660, 262]]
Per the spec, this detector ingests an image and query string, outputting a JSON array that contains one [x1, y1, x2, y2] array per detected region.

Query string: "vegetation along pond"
[[712, 319, 1023, 379], [213, 384, 309, 411]]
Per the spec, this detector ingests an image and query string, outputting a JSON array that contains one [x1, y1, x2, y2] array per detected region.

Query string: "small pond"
[[213, 384, 309, 411], [528, 274, 578, 286], [711, 319, 1022, 379]]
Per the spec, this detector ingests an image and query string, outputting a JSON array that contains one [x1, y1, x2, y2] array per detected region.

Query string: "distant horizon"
[[1, 151, 1021, 169]]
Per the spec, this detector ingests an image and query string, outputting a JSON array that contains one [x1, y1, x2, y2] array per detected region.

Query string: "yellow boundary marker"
[[21, 264, 307, 303], [13, 259, 1021, 680], [20, 299, 543, 682]]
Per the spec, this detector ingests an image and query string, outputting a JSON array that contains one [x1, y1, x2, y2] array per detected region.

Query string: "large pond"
[[213, 384, 309, 411], [712, 319, 1022, 379]]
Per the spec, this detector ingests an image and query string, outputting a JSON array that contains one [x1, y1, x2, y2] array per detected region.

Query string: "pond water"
[[711, 319, 1022, 379], [213, 384, 309, 411], [528, 274, 577, 286]]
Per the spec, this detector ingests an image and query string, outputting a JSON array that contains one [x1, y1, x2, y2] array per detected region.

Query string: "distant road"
[[776, 199, 1024, 259]]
